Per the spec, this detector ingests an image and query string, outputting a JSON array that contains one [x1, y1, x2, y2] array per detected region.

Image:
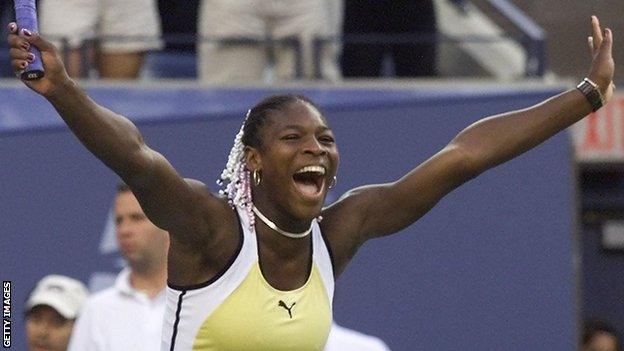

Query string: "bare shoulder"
[[184, 178, 215, 199], [321, 184, 387, 234], [182, 177, 239, 232], [185, 178, 209, 190], [168, 178, 242, 286], [319, 185, 385, 276]]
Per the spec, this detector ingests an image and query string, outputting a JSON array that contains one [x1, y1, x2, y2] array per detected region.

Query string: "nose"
[[116, 220, 133, 238], [31, 319, 50, 339], [302, 136, 327, 156]]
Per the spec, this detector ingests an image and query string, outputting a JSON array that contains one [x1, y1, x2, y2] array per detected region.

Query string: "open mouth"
[[292, 165, 326, 200]]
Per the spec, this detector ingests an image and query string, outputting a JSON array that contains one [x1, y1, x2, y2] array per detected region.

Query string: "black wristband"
[[576, 78, 605, 112]]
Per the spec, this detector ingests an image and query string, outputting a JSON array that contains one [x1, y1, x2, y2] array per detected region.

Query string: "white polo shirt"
[[324, 323, 391, 351], [68, 268, 165, 351]]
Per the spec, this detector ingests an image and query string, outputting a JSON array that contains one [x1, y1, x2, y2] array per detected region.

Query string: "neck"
[[129, 263, 167, 299], [253, 211, 312, 261], [252, 195, 315, 233], [252, 205, 312, 239]]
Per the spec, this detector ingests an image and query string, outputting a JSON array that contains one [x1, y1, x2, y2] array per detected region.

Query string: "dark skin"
[[7, 17, 615, 290]]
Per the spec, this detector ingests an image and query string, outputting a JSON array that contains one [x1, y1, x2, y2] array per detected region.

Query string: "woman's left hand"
[[587, 15, 615, 104]]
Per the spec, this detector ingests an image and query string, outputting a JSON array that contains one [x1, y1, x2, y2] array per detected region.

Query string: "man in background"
[[582, 319, 621, 351], [68, 184, 169, 351], [197, 0, 340, 83], [25, 275, 89, 351], [38, 0, 162, 78]]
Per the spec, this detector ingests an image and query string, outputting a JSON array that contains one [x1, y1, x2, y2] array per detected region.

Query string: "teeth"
[[295, 165, 325, 175]]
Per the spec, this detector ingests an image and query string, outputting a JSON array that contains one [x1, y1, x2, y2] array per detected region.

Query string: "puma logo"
[[278, 300, 296, 319]]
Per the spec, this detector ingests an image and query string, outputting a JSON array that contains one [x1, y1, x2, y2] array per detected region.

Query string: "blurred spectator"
[[38, 0, 162, 79], [67, 184, 169, 351], [0, 0, 16, 21], [197, 0, 340, 83], [325, 322, 391, 351], [25, 275, 89, 351], [0, 1, 14, 37], [158, 0, 199, 54], [582, 319, 621, 351], [143, 0, 199, 78], [341, 0, 437, 77], [0, 1, 15, 77]]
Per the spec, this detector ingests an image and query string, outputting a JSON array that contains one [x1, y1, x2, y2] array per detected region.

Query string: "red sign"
[[572, 92, 624, 162]]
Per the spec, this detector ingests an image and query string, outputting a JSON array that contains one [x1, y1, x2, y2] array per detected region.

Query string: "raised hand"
[[587, 16, 615, 104], [7, 22, 71, 97]]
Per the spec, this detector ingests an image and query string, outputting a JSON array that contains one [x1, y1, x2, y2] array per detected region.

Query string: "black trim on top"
[[167, 209, 245, 291], [169, 290, 186, 351], [319, 227, 336, 277]]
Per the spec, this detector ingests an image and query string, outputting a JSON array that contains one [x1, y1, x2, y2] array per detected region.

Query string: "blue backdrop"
[[0, 84, 576, 350]]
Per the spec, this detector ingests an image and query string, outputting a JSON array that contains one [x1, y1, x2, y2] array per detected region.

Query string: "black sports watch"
[[576, 78, 605, 112]]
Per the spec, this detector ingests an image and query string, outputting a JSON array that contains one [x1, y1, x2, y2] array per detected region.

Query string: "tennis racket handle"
[[14, 1, 45, 80]]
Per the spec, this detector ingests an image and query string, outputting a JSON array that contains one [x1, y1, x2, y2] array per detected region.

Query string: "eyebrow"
[[281, 125, 332, 132]]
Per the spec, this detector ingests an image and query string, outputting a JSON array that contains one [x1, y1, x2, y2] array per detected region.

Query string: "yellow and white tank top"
[[161, 206, 335, 351]]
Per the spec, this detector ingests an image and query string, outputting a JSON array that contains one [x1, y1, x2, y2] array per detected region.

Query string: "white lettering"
[[3, 319, 10, 347]]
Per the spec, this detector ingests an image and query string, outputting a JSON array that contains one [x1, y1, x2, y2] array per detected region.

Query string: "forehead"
[[28, 305, 66, 320], [114, 191, 142, 213], [266, 101, 329, 130]]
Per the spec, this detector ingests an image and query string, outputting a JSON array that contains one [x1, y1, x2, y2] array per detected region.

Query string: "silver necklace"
[[252, 205, 312, 239]]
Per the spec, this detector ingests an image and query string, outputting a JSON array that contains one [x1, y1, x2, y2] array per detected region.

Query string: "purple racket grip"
[[14, 0, 45, 80]]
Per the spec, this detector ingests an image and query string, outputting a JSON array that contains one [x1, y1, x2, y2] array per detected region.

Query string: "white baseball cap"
[[25, 275, 89, 319]]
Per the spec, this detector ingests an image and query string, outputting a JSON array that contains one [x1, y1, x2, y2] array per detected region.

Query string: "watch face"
[[577, 80, 603, 111], [581, 82, 593, 94], [584, 78, 599, 89]]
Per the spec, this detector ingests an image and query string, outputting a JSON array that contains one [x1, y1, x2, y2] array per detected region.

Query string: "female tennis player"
[[7, 16, 615, 351]]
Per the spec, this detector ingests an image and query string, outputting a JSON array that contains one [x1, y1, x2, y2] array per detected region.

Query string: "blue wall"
[[0, 84, 576, 350]]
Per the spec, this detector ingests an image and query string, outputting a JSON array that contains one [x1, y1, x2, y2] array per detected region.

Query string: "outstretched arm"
[[6, 25, 226, 246], [452, 16, 614, 176], [327, 16, 614, 247]]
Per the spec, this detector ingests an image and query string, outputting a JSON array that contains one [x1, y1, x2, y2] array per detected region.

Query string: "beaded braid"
[[217, 110, 255, 228]]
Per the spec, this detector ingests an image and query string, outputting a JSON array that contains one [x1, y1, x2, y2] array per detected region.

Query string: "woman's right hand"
[[7, 22, 72, 97]]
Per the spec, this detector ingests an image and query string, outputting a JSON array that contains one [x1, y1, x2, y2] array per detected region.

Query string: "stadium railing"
[[0, 0, 545, 80]]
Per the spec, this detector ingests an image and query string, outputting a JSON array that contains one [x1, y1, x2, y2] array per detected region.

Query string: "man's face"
[[25, 305, 74, 351], [584, 332, 619, 351], [114, 191, 169, 269]]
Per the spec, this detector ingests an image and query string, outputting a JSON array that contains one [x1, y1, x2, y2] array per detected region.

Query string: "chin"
[[289, 194, 326, 221]]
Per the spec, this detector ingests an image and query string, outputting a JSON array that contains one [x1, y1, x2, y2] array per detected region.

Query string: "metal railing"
[[0, 0, 546, 80], [312, 0, 546, 78], [48, 34, 303, 79], [484, 0, 546, 76]]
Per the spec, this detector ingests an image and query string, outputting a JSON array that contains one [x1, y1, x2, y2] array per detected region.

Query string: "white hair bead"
[[218, 114, 255, 229]]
